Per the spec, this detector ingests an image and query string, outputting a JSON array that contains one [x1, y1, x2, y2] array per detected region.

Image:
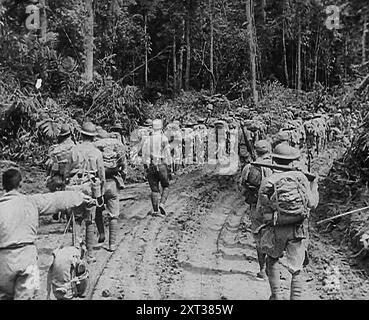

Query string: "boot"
[[95, 207, 105, 244], [159, 187, 170, 215], [290, 271, 303, 300], [151, 192, 160, 215], [266, 257, 282, 300], [108, 218, 118, 252], [256, 249, 267, 280], [85, 221, 96, 264]]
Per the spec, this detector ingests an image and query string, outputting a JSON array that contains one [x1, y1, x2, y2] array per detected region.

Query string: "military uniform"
[[64, 122, 105, 262], [239, 140, 273, 280], [46, 125, 75, 192], [0, 190, 89, 300], [94, 130, 127, 251], [256, 145, 319, 300], [141, 119, 173, 216]]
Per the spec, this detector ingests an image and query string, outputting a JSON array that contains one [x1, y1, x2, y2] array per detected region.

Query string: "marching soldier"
[[64, 121, 106, 263], [257, 145, 319, 300], [45, 124, 75, 192], [141, 119, 173, 216], [239, 140, 272, 280], [0, 168, 93, 300], [94, 128, 127, 251], [236, 110, 256, 166]]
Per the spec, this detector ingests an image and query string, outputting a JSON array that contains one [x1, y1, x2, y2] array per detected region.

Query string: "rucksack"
[[47, 246, 89, 300], [264, 171, 309, 225], [242, 165, 263, 205], [49, 143, 74, 177]]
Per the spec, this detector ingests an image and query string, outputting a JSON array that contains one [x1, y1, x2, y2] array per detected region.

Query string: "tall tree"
[[246, 0, 258, 105], [39, 0, 47, 43], [84, 0, 94, 83], [209, 0, 214, 94]]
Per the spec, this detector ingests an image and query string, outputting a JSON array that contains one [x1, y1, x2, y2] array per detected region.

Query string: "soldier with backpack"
[[93, 128, 127, 251], [257, 144, 319, 300], [45, 124, 76, 192], [64, 122, 106, 263], [239, 140, 273, 280]]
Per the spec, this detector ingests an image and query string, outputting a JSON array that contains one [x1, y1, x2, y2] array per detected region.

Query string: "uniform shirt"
[[0, 190, 86, 249], [141, 131, 172, 166], [65, 141, 105, 185]]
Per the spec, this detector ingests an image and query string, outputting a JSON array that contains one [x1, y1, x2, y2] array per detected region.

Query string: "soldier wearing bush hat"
[[64, 121, 105, 263], [257, 143, 319, 300]]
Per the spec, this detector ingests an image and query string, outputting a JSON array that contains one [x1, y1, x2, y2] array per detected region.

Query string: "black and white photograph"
[[0, 0, 368, 305]]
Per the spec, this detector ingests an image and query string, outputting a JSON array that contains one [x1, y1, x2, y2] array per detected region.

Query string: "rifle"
[[239, 121, 256, 162], [316, 206, 369, 225], [251, 162, 317, 182]]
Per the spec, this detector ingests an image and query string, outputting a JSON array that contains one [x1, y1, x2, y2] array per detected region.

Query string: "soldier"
[[64, 122, 106, 263], [239, 140, 272, 280], [130, 119, 153, 166], [45, 124, 76, 192], [110, 120, 127, 146], [257, 145, 319, 300], [141, 119, 173, 216], [94, 128, 127, 251], [271, 130, 290, 151], [236, 109, 256, 166], [182, 122, 195, 166], [193, 118, 207, 166], [0, 168, 93, 300]]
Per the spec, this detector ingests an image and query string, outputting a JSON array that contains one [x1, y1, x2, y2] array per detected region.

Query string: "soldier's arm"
[[30, 191, 92, 216]]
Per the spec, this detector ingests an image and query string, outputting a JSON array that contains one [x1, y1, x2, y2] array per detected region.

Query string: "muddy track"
[[89, 169, 320, 300]]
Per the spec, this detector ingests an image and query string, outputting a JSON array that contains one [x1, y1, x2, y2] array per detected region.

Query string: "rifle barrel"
[[316, 206, 369, 225]]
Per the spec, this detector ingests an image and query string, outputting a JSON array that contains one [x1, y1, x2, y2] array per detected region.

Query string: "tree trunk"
[[296, 15, 302, 91], [209, 0, 214, 94], [144, 11, 148, 87], [178, 18, 185, 90], [185, 1, 191, 91], [362, 14, 367, 64], [261, 0, 266, 25], [39, 0, 47, 43], [84, 0, 94, 83], [246, 0, 258, 105], [282, 18, 289, 86], [313, 26, 320, 88], [173, 33, 177, 93]]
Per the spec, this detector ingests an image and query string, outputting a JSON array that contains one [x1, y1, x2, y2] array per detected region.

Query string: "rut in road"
[[91, 169, 321, 300]]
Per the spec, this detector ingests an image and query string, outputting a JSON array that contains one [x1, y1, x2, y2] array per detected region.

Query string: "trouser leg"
[[266, 256, 282, 300], [108, 218, 118, 252], [95, 206, 105, 243], [290, 271, 304, 300], [151, 192, 160, 213], [257, 248, 266, 272]]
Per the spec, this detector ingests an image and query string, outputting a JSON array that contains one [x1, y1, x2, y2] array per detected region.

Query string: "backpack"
[[263, 171, 309, 225], [49, 143, 74, 177], [242, 165, 263, 205], [47, 246, 89, 300]]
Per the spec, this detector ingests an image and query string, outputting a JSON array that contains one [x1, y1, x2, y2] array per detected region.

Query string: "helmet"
[[59, 124, 71, 137], [152, 119, 163, 130], [144, 119, 153, 127], [80, 122, 97, 137], [255, 140, 271, 155], [97, 129, 109, 139], [272, 144, 300, 160], [111, 121, 123, 130]]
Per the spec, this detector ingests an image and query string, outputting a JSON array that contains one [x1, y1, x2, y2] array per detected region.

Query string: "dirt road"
[[5, 144, 369, 300]]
